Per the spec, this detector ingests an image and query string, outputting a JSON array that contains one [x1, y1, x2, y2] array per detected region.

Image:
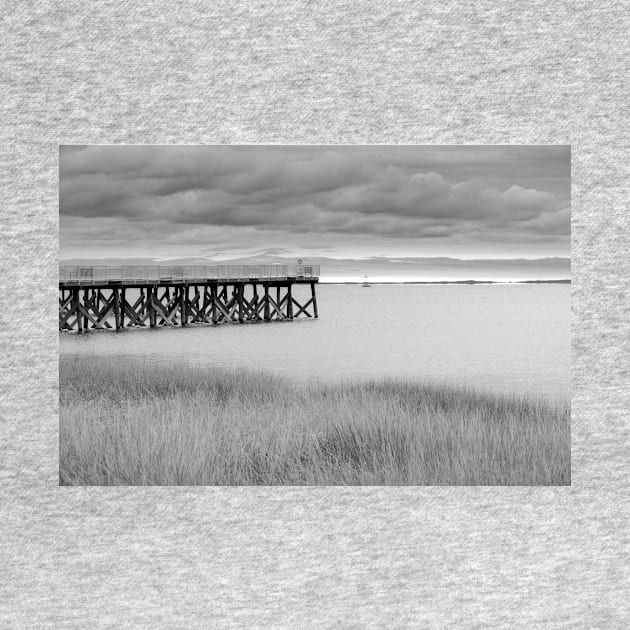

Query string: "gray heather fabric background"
[[1, 2, 629, 628]]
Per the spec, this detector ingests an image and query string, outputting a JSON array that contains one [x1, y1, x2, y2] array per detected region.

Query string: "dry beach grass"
[[59, 356, 570, 486]]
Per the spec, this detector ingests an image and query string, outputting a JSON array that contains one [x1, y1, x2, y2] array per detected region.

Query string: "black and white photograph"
[[59, 145, 571, 485]]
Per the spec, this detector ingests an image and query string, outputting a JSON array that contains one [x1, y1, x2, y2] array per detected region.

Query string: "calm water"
[[60, 284, 571, 400]]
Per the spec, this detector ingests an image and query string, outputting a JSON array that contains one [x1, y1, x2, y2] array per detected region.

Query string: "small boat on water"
[[362, 275, 371, 287]]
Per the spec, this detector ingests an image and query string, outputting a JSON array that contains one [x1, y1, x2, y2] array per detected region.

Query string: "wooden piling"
[[149, 286, 156, 328], [74, 288, 82, 334], [180, 285, 187, 327], [287, 284, 293, 320], [264, 284, 270, 321], [83, 288, 89, 330], [311, 282, 318, 318], [139, 288, 146, 326], [113, 288, 121, 330], [238, 283, 244, 323], [120, 288, 126, 328], [253, 283, 259, 320], [210, 284, 218, 324]]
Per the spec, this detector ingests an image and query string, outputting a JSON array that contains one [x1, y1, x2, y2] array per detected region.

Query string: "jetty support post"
[[148, 286, 156, 328], [210, 284, 217, 324], [73, 288, 82, 334], [200, 285, 207, 323], [180, 284, 187, 327], [287, 283, 293, 320], [58, 290, 64, 331], [138, 288, 145, 327], [113, 287, 121, 331], [264, 284, 270, 321], [311, 282, 318, 318], [238, 282, 244, 323], [83, 288, 89, 330], [193, 285, 201, 323], [120, 288, 125, 329], [253, 283, 259, 321]]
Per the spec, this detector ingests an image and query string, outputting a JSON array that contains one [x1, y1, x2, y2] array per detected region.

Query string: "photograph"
[[59, 145, 571, 486]]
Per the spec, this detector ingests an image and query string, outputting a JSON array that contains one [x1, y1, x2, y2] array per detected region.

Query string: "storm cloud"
[[60, 145, 570, 263]]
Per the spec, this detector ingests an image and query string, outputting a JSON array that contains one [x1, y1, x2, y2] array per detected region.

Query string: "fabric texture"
[[1, 2, 629, 627]]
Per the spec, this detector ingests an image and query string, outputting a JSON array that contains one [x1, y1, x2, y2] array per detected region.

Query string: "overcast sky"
[[60, 145, 570, 270]]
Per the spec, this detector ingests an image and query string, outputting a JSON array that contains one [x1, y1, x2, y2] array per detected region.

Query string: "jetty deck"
[[59, 264, 319, 333]]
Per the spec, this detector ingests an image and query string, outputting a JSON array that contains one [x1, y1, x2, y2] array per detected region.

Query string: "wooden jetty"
[[59, 264, 319, 333]]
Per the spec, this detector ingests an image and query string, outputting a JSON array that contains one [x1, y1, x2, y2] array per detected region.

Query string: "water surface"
[[60, 284, 570, 400]]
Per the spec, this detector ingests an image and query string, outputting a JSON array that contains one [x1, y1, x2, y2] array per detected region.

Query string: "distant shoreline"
[[320, 279, 571, 285]]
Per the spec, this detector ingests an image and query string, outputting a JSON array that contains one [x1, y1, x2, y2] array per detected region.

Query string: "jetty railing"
[[59, 264, 320, 284]]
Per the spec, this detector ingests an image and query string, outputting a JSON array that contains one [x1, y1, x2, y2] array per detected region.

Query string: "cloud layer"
[[60, 145, 570, 261]]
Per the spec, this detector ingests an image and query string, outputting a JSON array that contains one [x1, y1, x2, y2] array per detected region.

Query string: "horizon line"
[[59, 255, 571, 262]]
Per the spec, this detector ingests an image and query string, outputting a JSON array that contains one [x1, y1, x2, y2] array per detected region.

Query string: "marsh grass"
[[59, 356, 570, 485]]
